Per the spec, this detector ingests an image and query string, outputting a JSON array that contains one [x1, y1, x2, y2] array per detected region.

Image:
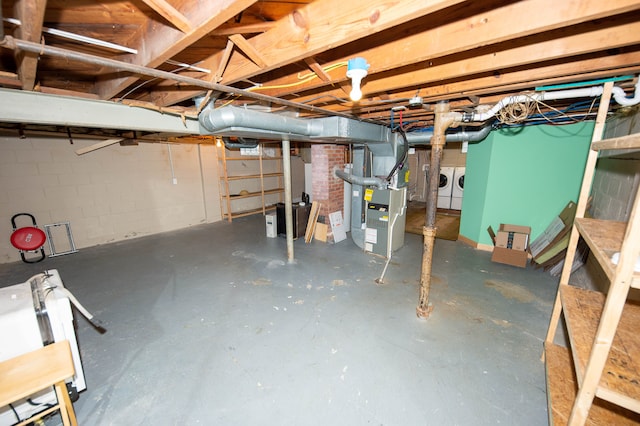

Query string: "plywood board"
[[545, 343, 640, 425], [561, 285, 640, 410], [314, 223, 327, 243]]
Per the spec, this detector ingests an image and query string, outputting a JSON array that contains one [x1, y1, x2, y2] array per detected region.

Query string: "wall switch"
[[172, 178, 178, 185]]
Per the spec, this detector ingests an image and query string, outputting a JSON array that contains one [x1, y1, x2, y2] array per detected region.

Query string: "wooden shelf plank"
[[575, 218, 640, 289], [223, 205, 276, 220], [224, 156, 283, 161], [561, 285, 640, 413], [225, 172, 284, 181], [545, 342, 640, 425], [592, 133, 640, 151], [227, 188, 284, 200]]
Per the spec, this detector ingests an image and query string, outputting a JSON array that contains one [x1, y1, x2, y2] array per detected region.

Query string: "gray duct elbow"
[[406, 125, 492, 145], [334, 167, 387, 189], [445, 125, 492, 142]]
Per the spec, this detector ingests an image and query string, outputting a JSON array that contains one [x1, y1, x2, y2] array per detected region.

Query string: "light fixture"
[[346, 57, 370, 102]]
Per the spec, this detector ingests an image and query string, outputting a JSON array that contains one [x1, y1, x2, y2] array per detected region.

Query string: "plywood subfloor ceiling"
[[1, 0, 640, 133]]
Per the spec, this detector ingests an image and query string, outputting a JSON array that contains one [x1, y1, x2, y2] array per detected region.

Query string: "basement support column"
[[417, 101, 461, 318], [282, 137, 295, 263]]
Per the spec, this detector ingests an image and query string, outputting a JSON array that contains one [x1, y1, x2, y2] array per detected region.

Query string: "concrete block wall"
[[0, 136, 221, 263], [591, 159, 640, 220], [591, 110, 640, 221]]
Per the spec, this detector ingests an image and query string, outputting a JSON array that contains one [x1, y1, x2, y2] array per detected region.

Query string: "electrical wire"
[[494, 98, 601, 128], [117, 64, 192, 102], [386, 128, 409, 182], [534, 97, 598, 125], [495, 93, 536, 125], [245, 61, 348, 92]]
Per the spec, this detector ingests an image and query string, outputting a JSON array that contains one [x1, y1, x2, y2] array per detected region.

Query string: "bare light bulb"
[[349, 71, 365, 101], [346, 57, 369, 102]]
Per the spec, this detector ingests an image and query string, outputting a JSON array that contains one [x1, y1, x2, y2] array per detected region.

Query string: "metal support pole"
[[282, 137, 295, 263], [417, 102, 461, 318]]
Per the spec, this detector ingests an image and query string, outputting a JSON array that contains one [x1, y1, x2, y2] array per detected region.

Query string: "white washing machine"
[[451, 167, 465, 210], [437, 166, 454, 209]]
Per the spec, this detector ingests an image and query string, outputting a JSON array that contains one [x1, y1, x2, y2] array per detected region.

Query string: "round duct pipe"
[[199, 105, 322, 136], [222, 136, 259, 148]]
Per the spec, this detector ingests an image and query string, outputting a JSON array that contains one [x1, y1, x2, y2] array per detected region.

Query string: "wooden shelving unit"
[[543, 82, 640, 425], [217, 145, 284, 222]]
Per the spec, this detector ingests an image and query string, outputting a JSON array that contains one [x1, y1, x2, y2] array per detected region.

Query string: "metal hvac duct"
[[199, 105, 494, 248], [199, 105, 321, 137], [199, 105, 394, 155]]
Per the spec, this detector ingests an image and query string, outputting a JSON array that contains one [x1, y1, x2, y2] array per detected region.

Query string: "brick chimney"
[[311, 144, 346, 242]]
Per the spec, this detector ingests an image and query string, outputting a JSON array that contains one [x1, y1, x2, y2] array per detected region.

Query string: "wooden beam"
[[75, 138, 125, 155], [302, 54, 640, 119], [247, 0, 640, 100], [228, 34, 269, 69], [140, 0, 193, 33], [218, 0, 467, 85], [285, 19, 640, 107], [13, 0, 47, 91], [153, 0, 466, 106], [93, 0, 258, 100], [0, 73, 21, 88], [37, 86, 101, 100], [211, 22, 275, 36], [215, 39, 236, 83], [153, 0, 639, 108], [303, 57, 332, 82]]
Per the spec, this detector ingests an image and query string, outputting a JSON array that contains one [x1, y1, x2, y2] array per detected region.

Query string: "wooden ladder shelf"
[[217, 145, 284, 222], [543, 82, 640, 425]]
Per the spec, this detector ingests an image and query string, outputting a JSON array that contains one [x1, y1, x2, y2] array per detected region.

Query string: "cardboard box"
[[488, 224, 531, 268]]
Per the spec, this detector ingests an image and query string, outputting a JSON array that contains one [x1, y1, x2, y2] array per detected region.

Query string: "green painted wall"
[[459, 122, 594, 246]]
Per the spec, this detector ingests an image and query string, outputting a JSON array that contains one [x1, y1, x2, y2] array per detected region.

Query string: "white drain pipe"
[[468, 76, 640, 122]]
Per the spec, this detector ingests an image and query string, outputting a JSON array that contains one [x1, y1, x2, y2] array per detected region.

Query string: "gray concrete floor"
[[0, 215, 561, 425]]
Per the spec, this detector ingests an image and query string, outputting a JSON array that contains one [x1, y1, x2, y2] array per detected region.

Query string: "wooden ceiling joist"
[[1, 0, 639, 129], [289, 20, 640, 107], [303, 57, 332, 83], [311, 57, 640, 122], [243, 0, 640, 100], [211, 22, 276, 36], [12, 0, 47, 91], [153, 0, 640, 109], [93, 0, 259, 100], [140, 0, 193, 33], [215, 39, 236, 83], [154, 0, 466, 106], [228, 34, 269, 69], [212, 0, 466, 85]]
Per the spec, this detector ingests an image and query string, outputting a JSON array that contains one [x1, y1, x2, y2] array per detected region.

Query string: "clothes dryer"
[[451, 167, 465, 210]]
